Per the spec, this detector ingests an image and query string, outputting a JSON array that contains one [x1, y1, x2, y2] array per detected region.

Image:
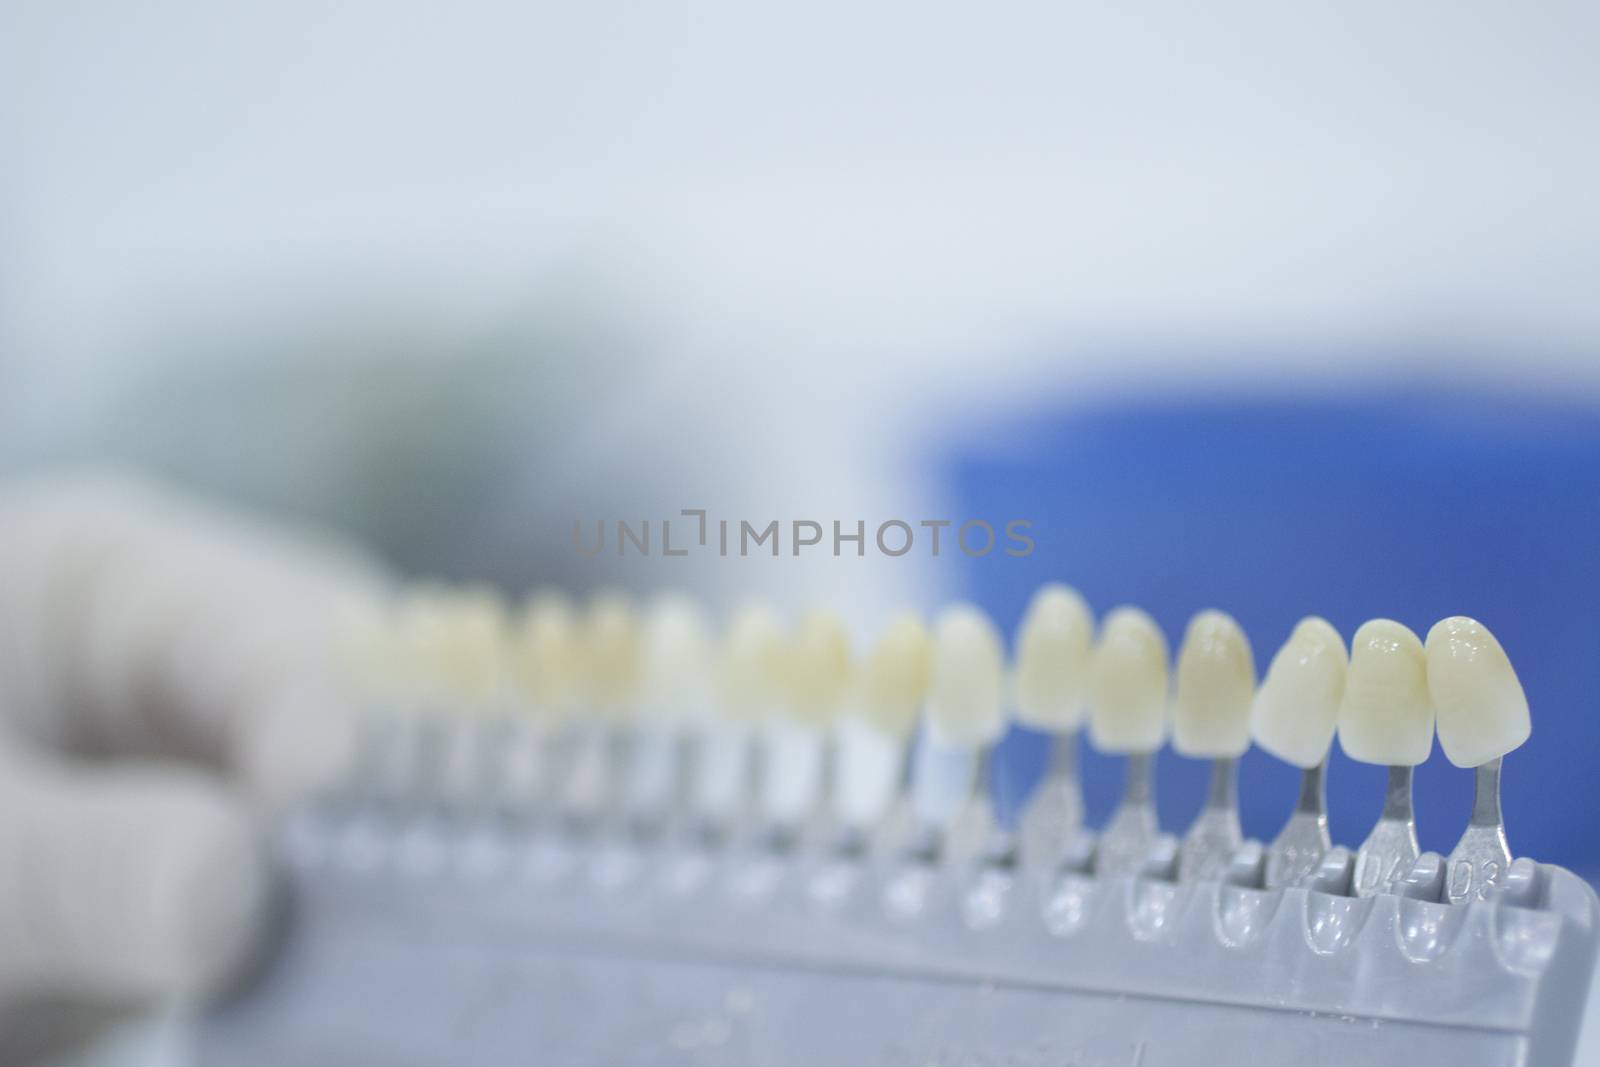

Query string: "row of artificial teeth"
[[332, 584, 1530, 904], [1003, 588, 1529, 901]]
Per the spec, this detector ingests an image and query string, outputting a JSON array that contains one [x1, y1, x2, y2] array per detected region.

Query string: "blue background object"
[[946, 384, 1600, 879]]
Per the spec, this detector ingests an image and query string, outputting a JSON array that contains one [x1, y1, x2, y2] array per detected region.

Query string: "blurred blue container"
[[946, 384, 1600, 879]]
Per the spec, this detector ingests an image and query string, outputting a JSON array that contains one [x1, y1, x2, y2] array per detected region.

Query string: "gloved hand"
[[0, 473, 385, 1026]]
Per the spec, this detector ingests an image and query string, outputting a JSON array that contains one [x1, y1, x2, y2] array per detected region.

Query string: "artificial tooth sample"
[[629, 595, 715, 831], [761, 610, 851, 844], [388, 586, 494, 807], [1172, 610, 1255, 882], [1427, 616, 1530, 904], [833, 613, 931, 847], [924, 606, 1007, 748], [1011, 584, 1094, 867], [856, 614, 934, 742], [698, 603, 785, 835], [503, 592, 584, 810], [584, 591, 644, 720], [1251, 617, 1346, 888], [1338, 619, 1432, 897], [520, 593, 586, 723], [330, 595, 414, 798], [373, 587, 453, 800], [639, 595, 716, 726], [432, 588, 511, 810], [786, 609, 854, 727], [719, 605, 788, 724], [908, 604, 1006, 861], [1088, 608, 1169, 753], [394, 585, 457, 712], [434, 588, 512, 712], [1013, 584, 1094, 732], [565, 591, 642, 822], [1087, 607, 1169, 878], [1338, 620, 1433, 765], [1428, 616, 1530, 770], [1172, 610, 1255, 757]]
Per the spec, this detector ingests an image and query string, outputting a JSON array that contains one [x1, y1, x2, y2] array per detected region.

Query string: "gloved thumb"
[[0, 739, 270, 1005]]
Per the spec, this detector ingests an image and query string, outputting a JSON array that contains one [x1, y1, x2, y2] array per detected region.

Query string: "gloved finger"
[[231, 683, 362, 813], [0, 739, 270, 1004], [0, 471, 385, 773]]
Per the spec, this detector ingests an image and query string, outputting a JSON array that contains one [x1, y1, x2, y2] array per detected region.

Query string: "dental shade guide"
[[234, 589, 1597, 1067]]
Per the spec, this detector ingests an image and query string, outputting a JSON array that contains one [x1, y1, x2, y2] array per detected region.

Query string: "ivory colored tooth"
[[439, 588, 511, 706], [1431, 615, 1525, 904], [640, 594, 715, 724], [1087, 607, 1169, 753], [1012, 584, 1094, 732], [1337, 619, 1433, 766], [1171, 610, 1255, 759], [1426, 616, 1529, 768], [926, 604, 1007, 748], [518, 592, 585, 723], [718, 603, 787, 722], [1250, 617, 1347, 768], [584, 591, 642, 717], [833, 613, 928, 837], [857, 612, 932, 740], [783, 609, 853, 728]]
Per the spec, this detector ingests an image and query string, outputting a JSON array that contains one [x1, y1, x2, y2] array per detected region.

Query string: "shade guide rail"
[[273, 584, 1595, 1067]]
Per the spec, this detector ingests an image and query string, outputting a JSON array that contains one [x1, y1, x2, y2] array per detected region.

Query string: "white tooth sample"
[[763, 610, 852, 828], [1252, 617, 1344, 887], [497, 591, 580, 807], [782, 609, 853, 728], [1426, 616, 1530, 768], [1171, 610, 1255, 758], [907, 605, 1005, 850], [517, 592, 585, 724], [1170, 610, 1255, 882], [1087, 607, 1170, 753], [393, 584, 457, 708], [1012, 584, 1094, 732], [640, 594, 715, 726], [925, 605, 1007, 749], [855, 613, 933, 741], [718, 603, 787, 723], [560, 591, 641, 816], [367, 586, 458, 797], [582, 591, 643, 720], [1010, 586, 1094, 868], [327, 595, 409, 791], [1250, 617, 1347, 768], [417, 587, 510, 806], [835, 613, 931, 829], [435, 587, 512, 711], [1337, 619, 1433, 765], [697, 603, 783, 821], [1429, 616, 1524, 903], [626, 595, 714, 818]]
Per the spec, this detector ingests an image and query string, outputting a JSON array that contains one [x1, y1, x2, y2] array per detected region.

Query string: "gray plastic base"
[[198, 808, 1600, 1066]]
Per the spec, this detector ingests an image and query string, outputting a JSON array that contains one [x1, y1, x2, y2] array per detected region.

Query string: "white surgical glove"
[[0, 472, 385, 1018]]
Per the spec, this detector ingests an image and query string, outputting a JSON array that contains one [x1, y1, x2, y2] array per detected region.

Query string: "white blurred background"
[[3, 0, 1599, 618]]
